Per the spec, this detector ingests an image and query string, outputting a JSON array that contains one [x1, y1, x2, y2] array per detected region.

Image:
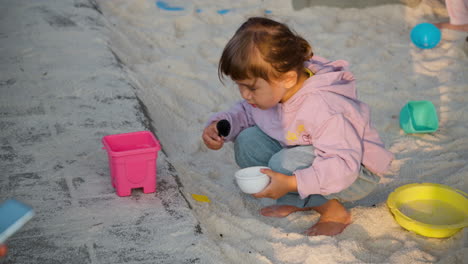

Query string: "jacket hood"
[[284, 56, 357, 109]]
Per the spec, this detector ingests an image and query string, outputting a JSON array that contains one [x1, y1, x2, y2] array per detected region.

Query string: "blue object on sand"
[[217, 9, 231, 15], [264, 10, 272, 14], [410, 23, 441, 49], [156, 1, 184, 11], [0, 199, 34, 243]]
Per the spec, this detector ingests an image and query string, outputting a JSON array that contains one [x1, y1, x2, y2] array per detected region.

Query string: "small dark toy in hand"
[[216, 119, 231, 137]]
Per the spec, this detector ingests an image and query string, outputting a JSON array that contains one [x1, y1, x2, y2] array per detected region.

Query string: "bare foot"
[[434, 22, 468, 32], [260, 205, 312, 218], [0, 244, 7, 258], [305, 199, 352, 236]]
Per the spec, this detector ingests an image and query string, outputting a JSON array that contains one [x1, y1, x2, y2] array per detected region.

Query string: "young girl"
[[202, 17, 394, 236]]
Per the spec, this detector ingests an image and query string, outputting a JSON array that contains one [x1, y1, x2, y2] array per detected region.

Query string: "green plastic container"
[[400, 101, 439, 134]]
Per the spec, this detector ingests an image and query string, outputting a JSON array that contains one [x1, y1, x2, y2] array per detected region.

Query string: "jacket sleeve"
[[205, 100, 255, 142], [294, 113, 363, 198]]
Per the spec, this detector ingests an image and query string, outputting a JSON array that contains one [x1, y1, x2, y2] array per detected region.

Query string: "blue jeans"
[[234, 126, 380, 208]]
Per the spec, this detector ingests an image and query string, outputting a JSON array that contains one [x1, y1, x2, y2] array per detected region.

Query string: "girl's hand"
[[252, 169, 298, 199], [202, 122, 224, 150]]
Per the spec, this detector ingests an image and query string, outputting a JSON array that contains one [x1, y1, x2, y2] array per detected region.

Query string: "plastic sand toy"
[[410, 23, 441, 49], [387, 183, 468, 238], [216, 119, 231, 137], [0, 199, 34, 243], [235, 166, 270, 194], [102, 131, 161, 197], [400, 100, 439, 134], [155, 1, 184, 11], [191, 194, 211, 203]]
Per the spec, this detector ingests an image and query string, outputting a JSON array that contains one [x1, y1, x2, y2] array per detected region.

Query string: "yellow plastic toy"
[[387, 183, 468, 238], [191, 194, 211, 203]]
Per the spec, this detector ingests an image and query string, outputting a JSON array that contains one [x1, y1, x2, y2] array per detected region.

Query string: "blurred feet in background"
[[0, 244, 7, 258], [434, 0, 468, 32]]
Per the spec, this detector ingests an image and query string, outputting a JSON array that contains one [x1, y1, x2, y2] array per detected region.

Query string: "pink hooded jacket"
[[207, 56, 394, 199]]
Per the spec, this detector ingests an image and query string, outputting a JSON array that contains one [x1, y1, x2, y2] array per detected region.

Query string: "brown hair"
[[218, 17, 313, 83]]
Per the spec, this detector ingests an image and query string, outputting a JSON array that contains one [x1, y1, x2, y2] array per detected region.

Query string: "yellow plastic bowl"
[[387, 183, 468, 238]]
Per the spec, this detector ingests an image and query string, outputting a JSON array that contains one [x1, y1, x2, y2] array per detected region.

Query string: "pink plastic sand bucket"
[[102, 131, 161, 197]]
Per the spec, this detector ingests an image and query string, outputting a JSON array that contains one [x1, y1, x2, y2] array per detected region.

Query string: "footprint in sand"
[[364, 237, 404, 255]]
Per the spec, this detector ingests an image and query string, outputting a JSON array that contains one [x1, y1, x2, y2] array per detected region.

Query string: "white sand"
[[95, 0, 467, 263]]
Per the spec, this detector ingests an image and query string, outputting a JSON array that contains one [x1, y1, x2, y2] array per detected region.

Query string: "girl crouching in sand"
[[202, 17, 394, 236]]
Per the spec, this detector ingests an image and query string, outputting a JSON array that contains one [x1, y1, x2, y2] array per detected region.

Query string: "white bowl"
[[234, 166, 270, 194]]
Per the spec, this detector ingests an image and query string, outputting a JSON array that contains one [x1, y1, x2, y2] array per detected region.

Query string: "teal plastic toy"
[[400, 101, 439, 134], [410, 23, 441, 49]]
